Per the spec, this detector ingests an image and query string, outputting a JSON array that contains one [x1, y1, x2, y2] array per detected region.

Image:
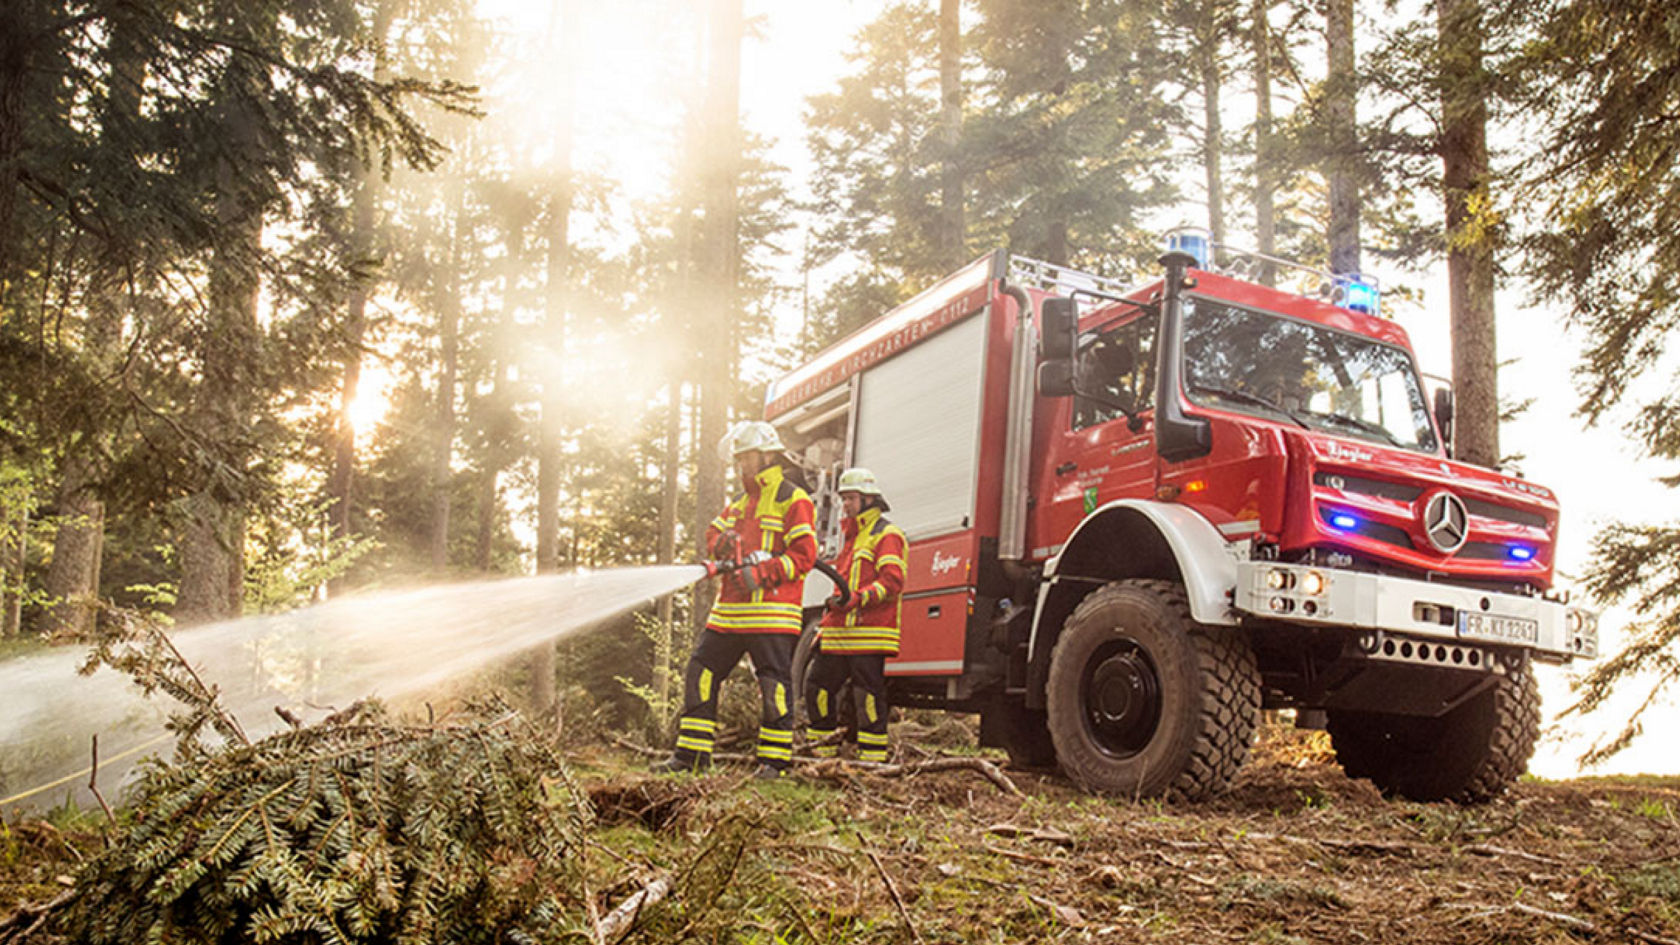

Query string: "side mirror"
[[1433, 386, 1455, 453], [1040, 297, 1078, 362], [1038, 360, 1076, 397]]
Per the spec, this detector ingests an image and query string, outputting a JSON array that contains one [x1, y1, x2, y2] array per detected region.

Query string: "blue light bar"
[[1508, 545, 1535, 561], [1341, 277, 1381, 316], [1330, 513, 1359, 530], [1165, 227, 1211, 269]]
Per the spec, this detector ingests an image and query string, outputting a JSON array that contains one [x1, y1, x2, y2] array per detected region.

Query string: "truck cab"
[[765, 235, 1597, 802]]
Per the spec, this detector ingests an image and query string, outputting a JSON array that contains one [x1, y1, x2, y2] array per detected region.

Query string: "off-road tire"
[[988, 701, 1058, 769], [1045, 579, 1260, 799], [1326, 658, 1540, 803]]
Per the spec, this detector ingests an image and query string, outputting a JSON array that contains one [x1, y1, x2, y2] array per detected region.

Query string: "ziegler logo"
[[1323, 441, 1375, 464], [930, 550, 964, 576]]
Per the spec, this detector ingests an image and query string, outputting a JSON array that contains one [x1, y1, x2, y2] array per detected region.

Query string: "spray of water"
[[0, 565, 704, 810]]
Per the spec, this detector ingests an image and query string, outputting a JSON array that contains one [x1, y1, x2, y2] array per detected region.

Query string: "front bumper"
[[1233, 561, 1598, 663]]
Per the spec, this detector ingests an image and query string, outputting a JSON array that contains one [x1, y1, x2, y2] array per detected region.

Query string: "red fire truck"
[[767, 234, 1598, 802]]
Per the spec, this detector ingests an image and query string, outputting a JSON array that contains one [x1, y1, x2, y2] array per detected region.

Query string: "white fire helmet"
[[837, 467, 882, 497], [718, 421, 786, 462]]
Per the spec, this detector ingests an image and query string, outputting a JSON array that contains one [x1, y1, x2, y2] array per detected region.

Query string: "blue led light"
[[1165, 228, 1212, 269], [1508, 545, 1535, 561], [1330, 513, 1359, 530], [1342, 278, 1381, 316]]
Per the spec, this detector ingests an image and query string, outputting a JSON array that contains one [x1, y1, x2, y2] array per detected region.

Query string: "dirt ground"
[[4, 724, 1677, 943], [583, 726, 1680, 944]]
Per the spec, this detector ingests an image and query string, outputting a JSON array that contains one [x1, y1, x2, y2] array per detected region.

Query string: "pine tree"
[[1517, 0, 1680, 764]]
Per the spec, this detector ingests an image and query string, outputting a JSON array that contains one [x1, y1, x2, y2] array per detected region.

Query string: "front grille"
[[1313, 472, 1423, 502], [1457, 541, 1510, 561], [1464, 497, 1549, 530]]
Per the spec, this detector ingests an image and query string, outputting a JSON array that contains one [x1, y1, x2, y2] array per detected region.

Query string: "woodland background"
[[0, 0, 1677, 767]]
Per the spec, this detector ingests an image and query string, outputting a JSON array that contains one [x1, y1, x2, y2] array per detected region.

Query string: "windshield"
[[1182, 298, 1440, 453]]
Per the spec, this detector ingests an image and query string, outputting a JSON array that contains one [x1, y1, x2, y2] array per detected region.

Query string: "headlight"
[[1299, 571, 1327, 596], [1566, 611, 1582, 633], [1266, 569, 1293, 590]]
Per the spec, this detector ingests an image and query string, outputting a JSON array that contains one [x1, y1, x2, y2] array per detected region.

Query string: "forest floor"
[[4, 722, 1678, 944]]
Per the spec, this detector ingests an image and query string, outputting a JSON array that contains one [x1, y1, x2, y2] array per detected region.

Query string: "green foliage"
[[56, 700, 593, 945], [1504, 0, 1680, 767]]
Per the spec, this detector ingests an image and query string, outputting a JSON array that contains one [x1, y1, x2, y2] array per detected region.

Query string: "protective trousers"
[[805, 651, 889, 763], [672, 629, 796, 770]]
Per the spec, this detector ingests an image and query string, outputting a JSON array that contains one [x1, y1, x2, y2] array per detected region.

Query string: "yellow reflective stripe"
[[759, 727, 793, 744], [679, 718, 718, 733], [786, 523, 815, 541], [857, 731, 889, 746], [676, 735, 714, 752], [859, 749, 888, 762], [758, 745, 793, 761], [865, 695, 878, 724], [699, 669, 713, 702], [816, 690, 829, 717], [876, 555, 905, 570], [780, 555, 797, 580], [808, 726, 837, 741], [711, 602, 803, 618], [774, 683, 788, 717]]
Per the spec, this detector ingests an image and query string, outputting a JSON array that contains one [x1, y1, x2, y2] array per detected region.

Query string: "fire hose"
[[702, 551, 850, 608]]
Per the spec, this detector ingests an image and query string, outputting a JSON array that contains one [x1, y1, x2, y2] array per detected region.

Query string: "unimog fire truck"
[[768, 232, 1598, 802]]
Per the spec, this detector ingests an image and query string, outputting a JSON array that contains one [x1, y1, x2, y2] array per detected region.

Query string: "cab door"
[[1032, 314, 1158, 557]]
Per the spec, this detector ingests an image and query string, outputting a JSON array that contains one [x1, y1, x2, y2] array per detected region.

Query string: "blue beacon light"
[[1330, 513, 1359, 530], [1508, 545, 1535, 562], [1342, 277, 1381, 316]]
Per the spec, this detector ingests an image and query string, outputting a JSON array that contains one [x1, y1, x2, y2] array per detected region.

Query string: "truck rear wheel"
[[1045, 580, 1260, 799], [1326, 659, 1540, 803]]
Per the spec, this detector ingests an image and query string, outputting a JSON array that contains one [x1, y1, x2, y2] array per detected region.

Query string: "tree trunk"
[[938, 0, 964, 270], [1252, 0, 1276, 284], [326, 0, 392, 596], [656, 379, 682, 709], [1325, 0, 1360, 276], [1199, 31, 1225, 248], [691, 0, 743, 635], [429, 184, 463, 571], [177, 82, 262, 625], [532, 0, 581, 729], [1438, 0, 1498, 468], [40, 453, 103, 637], [0, 6, 30, 288], [2, 501, 24, 638]]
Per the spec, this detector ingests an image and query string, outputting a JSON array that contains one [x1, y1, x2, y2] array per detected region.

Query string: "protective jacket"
[[705, 464, 818, 635], [819, 507, 907, 654]]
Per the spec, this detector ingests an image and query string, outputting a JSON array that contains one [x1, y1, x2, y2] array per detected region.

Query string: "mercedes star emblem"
[[1422, 491, 1469, 554]]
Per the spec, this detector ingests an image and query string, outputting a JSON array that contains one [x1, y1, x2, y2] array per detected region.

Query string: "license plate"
[[1457, 611, 1539, 645]]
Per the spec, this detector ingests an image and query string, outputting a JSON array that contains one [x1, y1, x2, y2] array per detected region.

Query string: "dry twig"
[[598, 874, 673, 943], [856, 830, 924, 944]]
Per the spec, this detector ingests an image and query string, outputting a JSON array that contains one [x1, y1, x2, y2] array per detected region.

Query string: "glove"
[[712, 530, 739, 560], [825, 593, 846, 613], [749, 558, 784, 591]]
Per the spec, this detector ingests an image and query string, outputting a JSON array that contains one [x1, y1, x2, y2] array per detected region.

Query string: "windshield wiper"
[[1188, 384, 1311, 429], [1306, 411, 1406, 447]]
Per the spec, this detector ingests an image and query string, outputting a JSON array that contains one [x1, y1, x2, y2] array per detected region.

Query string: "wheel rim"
[[1080, 636, 1162, 759]]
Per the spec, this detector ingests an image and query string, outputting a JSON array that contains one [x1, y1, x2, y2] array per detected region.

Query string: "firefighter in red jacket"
[[807, 468, 908, 763], [658, 421, 818, 779]]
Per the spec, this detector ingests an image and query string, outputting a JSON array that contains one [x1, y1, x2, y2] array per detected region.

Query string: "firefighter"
[[806, 467, 908, 764], [657, 421, 818, 779]]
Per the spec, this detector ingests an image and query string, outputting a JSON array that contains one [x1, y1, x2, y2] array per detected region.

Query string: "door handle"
[[1055, 461, 1077, 476]]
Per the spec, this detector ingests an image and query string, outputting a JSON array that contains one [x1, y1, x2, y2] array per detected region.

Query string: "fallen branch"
[[88, 735, 115, 827], [808, 757, 1024, 797], [0, 890, 76, 945], [856, 830, 924, 945], [1508, 902, 1680, 945], [1463, 843, 1565, 866], [982, 841, 1064, 868], [598, 874, 673, 943]]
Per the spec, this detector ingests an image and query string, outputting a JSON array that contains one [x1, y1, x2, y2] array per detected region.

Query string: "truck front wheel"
[[1045, 580, 1260, 799], [1326, 659, 1540, 803]]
